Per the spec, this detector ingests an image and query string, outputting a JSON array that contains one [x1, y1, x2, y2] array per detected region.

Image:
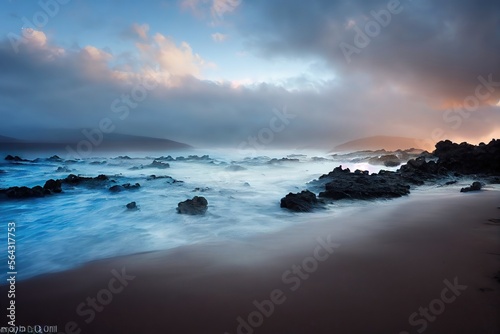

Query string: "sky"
[[0, 0, 499, 149]]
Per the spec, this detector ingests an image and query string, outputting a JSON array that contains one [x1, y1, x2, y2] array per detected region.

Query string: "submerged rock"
[[177, 196, 208, 215], [225, 164, 247, 171], [56, 166, 72, 173], [460, 182, 482, 193], [62, 174, 109, 185], [110, 183, 141, 192], [267, 158, 300, 164], [280, 190, 320, 212], [148, 160, 170, 169]]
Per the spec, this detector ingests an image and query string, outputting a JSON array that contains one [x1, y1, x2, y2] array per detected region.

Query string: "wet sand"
[[5, 188, 500, 333]]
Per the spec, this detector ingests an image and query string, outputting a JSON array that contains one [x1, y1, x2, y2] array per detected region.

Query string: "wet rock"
[[110, 183, 141, 192], [126, 202, 138, 210], [4, 186, 49, 199], [175, 155, 211, 162], [460, 181, 482, 193], [316, 166, 410, 200], [177, 196, 208, 215], [47, 155, 62, 162], [56, 166, 72, 173], [148, 160, 170, 169], [368, 154, 401, 167], [225, 164, 247, 171], [62, 174, 109, 185], [43, 179, 62, 193], [280, 190, 320, 212], [5, 155, 28, 162], [153, 155, 175, 161]]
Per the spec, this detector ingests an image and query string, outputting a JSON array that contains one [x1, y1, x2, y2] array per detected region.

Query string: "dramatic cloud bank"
[[0, 0, 498, 149]]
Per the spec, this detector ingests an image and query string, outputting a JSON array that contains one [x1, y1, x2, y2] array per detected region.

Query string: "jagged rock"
[[43, 179, 62, 193], [148, 160, 170, 169], [177, 196, 208, 215], [175, 155, 211, 162], [315, 165, 410, 200], [280, 190, 320, 212], [4, 186, 49, 199], [62, 174, 109, 184], [460, 182, 482, 193], [154, 155, 175, 161], [5, 155, 28, 162], [47, 155, 62, 162], [56, 166, 72, 173]]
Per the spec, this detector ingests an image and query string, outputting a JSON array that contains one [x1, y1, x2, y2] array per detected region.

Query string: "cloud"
[[0, 23, 498, 149], [136, 32, 213, 79], [211, 32, 228, 42], [180, 0, 241, 22], [131, 23, 150, 40], [236, 0, 500, 107]]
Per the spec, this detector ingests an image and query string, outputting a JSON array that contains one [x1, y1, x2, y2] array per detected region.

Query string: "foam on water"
[[0, 149, 403, 280]]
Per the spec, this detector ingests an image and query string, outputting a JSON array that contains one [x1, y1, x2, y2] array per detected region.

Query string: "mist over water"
[[0, 148, 403, 280]]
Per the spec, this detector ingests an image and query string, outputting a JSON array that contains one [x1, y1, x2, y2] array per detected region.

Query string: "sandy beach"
[[5, 187, 500, 334]]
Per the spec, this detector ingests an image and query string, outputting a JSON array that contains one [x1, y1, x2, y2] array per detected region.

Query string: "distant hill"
[[0, 135, 22, 143], [332, 136, 432, 152], [0, 132, 192, 153]]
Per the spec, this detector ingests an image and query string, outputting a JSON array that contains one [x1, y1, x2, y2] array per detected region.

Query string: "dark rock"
[[47, 155, 62, 162], [433, 139, 500, 175], [62, 174, 109, 184], [123, 183, 140, 190], [193, 187, 210, 192], [4, 186, 48, 199], [368, 154, 401, 167], [460, 182, 482, 193], [280, 190, 320, 212], [444, 180, 457, 185], [5, 155, 28, 162], [126, 202, 138, 210], [148, 160, 170, 169], [175, 155, 211, 162], [177, 196, 208, 215], [109, 185, 123, 192], [56, 166, 71, 173], [43, 179, 62, 193], [225, 165, 247, 171], [110, 183, 140, 192], [154, 155, 175, 161], [314, 165, 410, 200]]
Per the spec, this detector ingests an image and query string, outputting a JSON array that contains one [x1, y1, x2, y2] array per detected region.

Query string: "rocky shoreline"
[[281, 139, 500, 212], [1, 139, 499, 215]]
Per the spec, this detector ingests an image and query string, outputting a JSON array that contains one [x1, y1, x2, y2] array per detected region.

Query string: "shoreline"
[[4, 187, 499, 333]]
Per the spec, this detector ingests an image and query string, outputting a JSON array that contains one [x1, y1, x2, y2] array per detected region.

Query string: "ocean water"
[[0, 148, 403, 280]]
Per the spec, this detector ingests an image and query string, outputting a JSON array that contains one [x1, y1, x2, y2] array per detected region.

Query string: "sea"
[[0, 148, 456, 281]]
